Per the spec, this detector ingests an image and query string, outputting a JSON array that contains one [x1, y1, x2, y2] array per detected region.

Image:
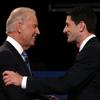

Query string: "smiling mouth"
[[32, 34, 36, 38], [33, 35, 38, 40]]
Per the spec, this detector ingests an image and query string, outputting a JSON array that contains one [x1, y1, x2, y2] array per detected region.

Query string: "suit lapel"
[[82, 37, 98, 51], [3, 41, 32, 76], [76, 37, 98, 59]]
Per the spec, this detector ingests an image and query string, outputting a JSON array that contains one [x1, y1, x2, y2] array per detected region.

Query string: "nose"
[[63, 25, 68, 34], [63, 26, 66, 33], [36, 27, 40, 34]]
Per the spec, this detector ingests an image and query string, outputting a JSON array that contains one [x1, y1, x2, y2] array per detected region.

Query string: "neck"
[[76, 33, 93, 49]]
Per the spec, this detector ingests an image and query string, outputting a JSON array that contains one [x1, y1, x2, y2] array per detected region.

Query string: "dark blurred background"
[[0, 0, 100, 71]]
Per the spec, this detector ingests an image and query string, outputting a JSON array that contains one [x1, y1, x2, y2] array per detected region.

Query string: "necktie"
[[21, 51, 32, 76]]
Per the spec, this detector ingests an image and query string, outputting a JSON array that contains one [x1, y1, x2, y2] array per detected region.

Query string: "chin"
[[31, 42, 35, 46], [67, 39, 71, 43], [67, 38, 73, 42]]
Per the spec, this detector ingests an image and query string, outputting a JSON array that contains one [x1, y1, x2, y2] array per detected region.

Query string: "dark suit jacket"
[[0, 41, 47, 100], [26, 37, 100, 100], [0, 82, 7, 100]]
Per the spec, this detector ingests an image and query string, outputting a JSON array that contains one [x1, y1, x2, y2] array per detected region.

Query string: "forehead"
[[27, 12, 38, 23], [66, 16, 72, 23], [66, 16, 76, 25]]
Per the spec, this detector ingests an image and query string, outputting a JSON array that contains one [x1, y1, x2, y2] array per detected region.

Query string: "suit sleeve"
[[26, 45, 100, 94], [0, 51, 27, 100]]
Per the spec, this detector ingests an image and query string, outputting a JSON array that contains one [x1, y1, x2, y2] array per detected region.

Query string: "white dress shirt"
[[6, 36, 27, 89], [6, 36, 23, 54], [79, 34, 96, 52]]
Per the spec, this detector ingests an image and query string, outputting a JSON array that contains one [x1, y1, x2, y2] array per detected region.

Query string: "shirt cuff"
[[21, 76, 27, 89]]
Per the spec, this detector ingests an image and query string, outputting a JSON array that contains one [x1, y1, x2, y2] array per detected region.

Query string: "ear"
[[16, 22, 22, 34], [78, 21, 85, 32]]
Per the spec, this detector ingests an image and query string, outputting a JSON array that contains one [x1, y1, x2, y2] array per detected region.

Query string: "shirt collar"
[[79, 34, 96, 52], [6, 36, 23, 55]]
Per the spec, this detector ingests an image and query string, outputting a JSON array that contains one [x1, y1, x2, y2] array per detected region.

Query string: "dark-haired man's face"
[[63, 16, 80, 43]]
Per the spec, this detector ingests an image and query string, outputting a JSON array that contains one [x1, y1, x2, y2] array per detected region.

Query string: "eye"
[[66, 23, 69, 27], [33, 24, 38, 28]]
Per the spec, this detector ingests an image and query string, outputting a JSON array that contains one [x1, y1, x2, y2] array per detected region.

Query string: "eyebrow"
[[65, 22, 69, 26]]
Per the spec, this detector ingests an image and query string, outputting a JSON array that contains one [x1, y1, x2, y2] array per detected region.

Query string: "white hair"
[[6, 7, 36, 34]]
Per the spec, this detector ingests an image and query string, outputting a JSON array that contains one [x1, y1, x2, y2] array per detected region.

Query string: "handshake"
[[47, 95, 59, 100], [3, 71, 60, 100], [37, 95, 60, 100]]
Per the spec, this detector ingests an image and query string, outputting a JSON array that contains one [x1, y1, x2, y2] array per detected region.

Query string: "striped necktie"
[[21, 51, 32, 76]]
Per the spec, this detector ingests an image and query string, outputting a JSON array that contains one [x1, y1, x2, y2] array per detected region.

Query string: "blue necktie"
[[21, 51, 32, 76]]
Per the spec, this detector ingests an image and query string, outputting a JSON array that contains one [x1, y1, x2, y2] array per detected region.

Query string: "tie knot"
[[22, 51, 27, 57], [21, 51, 28, 62]]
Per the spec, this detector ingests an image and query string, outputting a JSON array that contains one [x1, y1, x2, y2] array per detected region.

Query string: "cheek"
[[22, 32, 31, 41], [25, 30, 34, 38], [25, 35, 32, 42], [24, 25, 33, 32], [68, 32, 75, 41]]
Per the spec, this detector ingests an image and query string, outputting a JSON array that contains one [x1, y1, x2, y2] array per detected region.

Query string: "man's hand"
[[3, 71, 23, 86], [48, 95, 60, 100]]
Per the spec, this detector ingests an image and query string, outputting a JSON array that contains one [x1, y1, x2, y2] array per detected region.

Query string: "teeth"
[[33, 37, 35, 39]]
